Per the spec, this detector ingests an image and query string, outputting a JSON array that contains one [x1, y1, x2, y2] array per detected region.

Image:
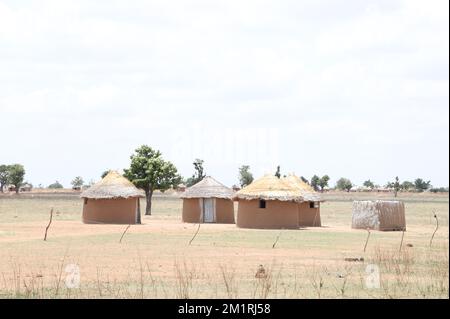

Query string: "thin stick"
[[119, 225, 131, 243], [399, 230, 405, 253], [189, 224, 201, 246], [364, 229, 371, 253], [272, 231, 282, 249], [44, 208, 53, 241], [430, 213, 439, 248]]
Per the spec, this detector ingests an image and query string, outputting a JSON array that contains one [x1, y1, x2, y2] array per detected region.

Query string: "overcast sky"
[[0, 0, 448, 188]]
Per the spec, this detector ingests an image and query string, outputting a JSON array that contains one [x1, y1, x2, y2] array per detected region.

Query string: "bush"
[[430, 187, 449, 193], [336, 178, 353, 192], [48, 181, 64, 189]]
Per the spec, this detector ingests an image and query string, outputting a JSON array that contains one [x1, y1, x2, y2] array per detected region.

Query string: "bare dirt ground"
[[0, 192, 448, 299]]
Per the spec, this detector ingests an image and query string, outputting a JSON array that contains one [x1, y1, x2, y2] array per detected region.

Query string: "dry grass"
[[0, 192, 448, 299]]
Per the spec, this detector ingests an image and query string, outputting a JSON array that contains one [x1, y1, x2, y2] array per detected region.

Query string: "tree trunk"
[[15, 186, 19, 194], [136, 199, 142, 224], [145, 189, 153, 215]]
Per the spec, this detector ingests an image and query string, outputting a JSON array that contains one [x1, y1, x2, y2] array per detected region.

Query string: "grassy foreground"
[[0, 192, 448, 299]]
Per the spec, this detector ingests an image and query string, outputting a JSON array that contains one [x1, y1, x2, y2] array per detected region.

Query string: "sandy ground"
[[0, 193, 448, 298]]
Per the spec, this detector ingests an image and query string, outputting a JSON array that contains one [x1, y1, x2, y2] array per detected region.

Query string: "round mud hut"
[[352, 200, 406, 231], [80, 171, 145, 224], [283, 175, 323, 227], [181, 176, 235, 224], [234, 174, 322, 229]]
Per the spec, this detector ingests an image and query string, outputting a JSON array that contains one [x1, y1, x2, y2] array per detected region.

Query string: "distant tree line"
[[3, 150, 447, 224]]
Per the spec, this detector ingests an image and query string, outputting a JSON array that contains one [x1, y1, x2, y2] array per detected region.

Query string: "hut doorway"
[[202, 198, 216, 223]]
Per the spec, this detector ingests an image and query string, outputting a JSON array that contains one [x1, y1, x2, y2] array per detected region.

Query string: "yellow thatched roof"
[[282, 175, 322, 202], [80, 171, 145, 199], [234, 174, 322, 202], [234, 175, 300, 202]]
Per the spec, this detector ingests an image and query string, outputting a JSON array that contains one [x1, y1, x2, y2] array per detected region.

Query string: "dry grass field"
[[0, 192, 448, 299]]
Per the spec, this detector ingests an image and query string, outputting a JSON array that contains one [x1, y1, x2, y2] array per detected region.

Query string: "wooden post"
[[364, 229, 371, 253], [44, 208, 53, 241], [119, 225, 131, 243], [189, 224, 201, 246], [430, 213, 439, 248]]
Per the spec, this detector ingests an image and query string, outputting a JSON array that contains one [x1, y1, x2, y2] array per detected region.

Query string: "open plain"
[[0, 191, 448, 299]]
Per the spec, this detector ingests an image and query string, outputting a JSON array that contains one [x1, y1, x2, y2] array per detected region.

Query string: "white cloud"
[[0, 0, 448, 187]]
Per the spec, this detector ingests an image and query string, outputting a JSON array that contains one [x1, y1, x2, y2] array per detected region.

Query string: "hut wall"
[[352, 201, 406, 231], [215, 198, 235, 224], [236, 199, 299, 229], [298, 202, 322, 227], [182, 198, 202, 223], [377, 201, 406, 231], [182, 198, 235, 224], [352, 201, 381, 230], [82, 198, 138, 224]]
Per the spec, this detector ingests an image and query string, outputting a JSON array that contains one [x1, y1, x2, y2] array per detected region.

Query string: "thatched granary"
[[234, 174, 323, 229], [180, 176, 235, 224], [352, 201, 406, 231], [80, 171, 145, 224]]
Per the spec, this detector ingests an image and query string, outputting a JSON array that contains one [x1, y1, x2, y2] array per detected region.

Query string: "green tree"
[[275, 166, 281, 178], [8, 164, 25, 194], [186, 159, 206, 187], [386, 176, 401, 197], [124, 145, 181, 218], [238, 165, 254, 187], [336, 178, 353, 192], [310, 175, 320, 191], [414, 178, 431, 192], [0, 165, 10, 193], [318, 175, 330, 192], [71, 176, 84, 189], [363, 180, 375, 189], [401, 181, 414, 191], [48, 181, 64, 189]]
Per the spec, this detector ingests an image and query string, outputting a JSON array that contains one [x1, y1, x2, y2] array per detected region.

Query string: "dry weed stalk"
[[219, 265, 238, 299]]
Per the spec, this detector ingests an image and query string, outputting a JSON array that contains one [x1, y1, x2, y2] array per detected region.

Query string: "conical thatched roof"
[[282, 175, 323, 202], [234, 175, 303, 202], [81, 171, 145, 199], [234, 174, 322, 202], [181, 176, 234, 199]]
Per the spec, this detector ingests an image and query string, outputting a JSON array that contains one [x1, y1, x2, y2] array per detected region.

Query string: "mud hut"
[[234, 174, 319, 229], [80, 171, 144, 224], [180, 176, 235, 224], [283, 175, 323, 227], [352, 201, 406, 231]]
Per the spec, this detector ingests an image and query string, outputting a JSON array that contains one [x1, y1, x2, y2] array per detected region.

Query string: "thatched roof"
[[282, 175, 323, 202], [180, 176, 234, 199], [234, 174, 322, 202], [80, 171, 145, 199]]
